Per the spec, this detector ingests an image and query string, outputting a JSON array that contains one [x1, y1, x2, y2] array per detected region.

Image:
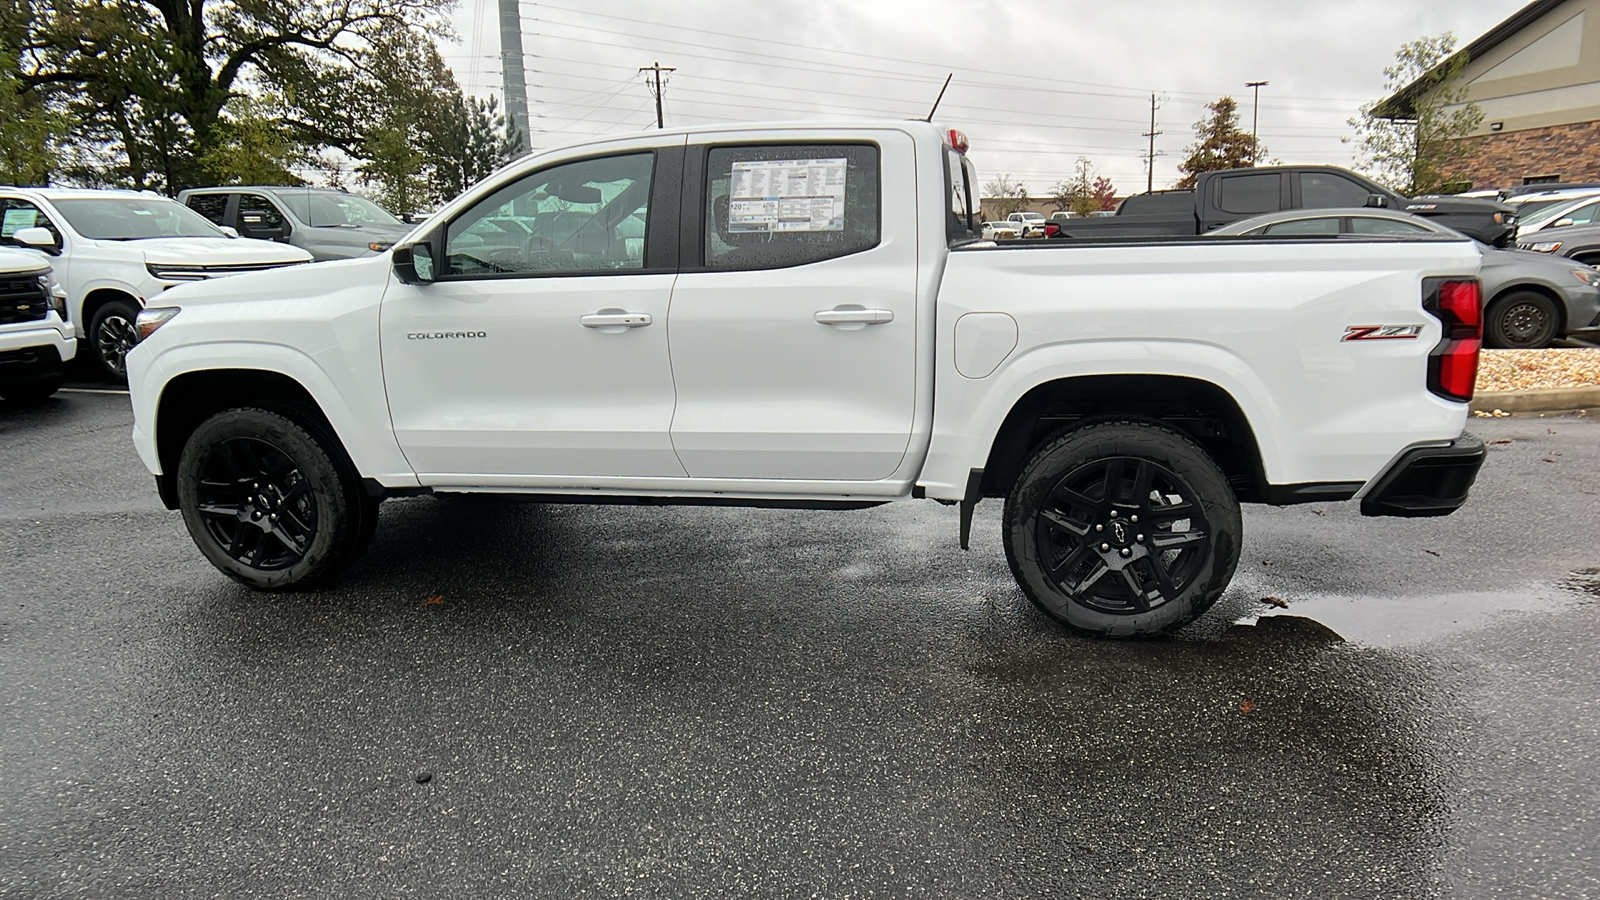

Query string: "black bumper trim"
[[1261, 481, 1363, 506], [1360, 433, 1485, 518]]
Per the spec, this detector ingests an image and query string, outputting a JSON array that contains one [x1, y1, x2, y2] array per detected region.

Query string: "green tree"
[[19, 0, 452, 192], [1174, 96, 1262, 189], [197, 94, 308, 185], [1052, 158, 1117, 218], [983, 173, 1029, 219], [1350, 33, 1484, 195], [424, 94, 523, 202]]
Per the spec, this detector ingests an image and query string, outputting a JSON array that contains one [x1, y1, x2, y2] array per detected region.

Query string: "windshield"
[[50, 197, 224, 240], [1517, 196, 1599, 228], [278, 191, 402, 227]]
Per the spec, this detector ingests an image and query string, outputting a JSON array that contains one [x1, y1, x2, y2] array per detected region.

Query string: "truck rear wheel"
[[176, 407, 367, 589], [1002, 419, 1241, 637]]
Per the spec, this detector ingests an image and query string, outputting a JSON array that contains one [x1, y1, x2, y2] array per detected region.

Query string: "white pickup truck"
[[126, 121, 1488, 638]]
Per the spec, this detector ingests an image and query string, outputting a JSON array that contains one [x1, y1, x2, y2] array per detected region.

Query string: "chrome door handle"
[[580, 312, 653, 328], [814, 307, 894, 325]]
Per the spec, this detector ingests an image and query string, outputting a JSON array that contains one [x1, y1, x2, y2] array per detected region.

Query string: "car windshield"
[[278, 191, 402, 227], [1518, 196, 1600, 227], [49, 197, 225, 240]]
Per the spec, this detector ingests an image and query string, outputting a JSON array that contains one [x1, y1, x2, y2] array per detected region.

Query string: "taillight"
[[1422, 277, 1481, 402], [1044, 223, 1059, 238]]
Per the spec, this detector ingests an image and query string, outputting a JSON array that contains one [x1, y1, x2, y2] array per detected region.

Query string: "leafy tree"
[[1052, 158, 1119, 217], [1, 4, 66, 184], [983, 173, 1029, 218], [425, 94, 524, 202], [1174, 96, 1262, 189], [1350, 33, 1484, 195], [197, 95, 308, 185], [19, 0, 452, 192]]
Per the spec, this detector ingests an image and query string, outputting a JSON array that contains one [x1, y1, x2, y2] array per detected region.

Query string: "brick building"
[[1376, 0, 1600, 190]]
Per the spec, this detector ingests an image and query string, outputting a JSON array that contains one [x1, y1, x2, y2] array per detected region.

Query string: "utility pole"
[[640, 61, 675, 130], [1142, 93, 1163, 193], [497, 0, 531, 154], [1246, 80, 1269, 166]]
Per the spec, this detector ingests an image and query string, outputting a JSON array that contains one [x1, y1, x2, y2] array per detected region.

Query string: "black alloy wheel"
[[177, 407, 371, 588], [1004, 419, 1241, 637], [1485, 291, 1560, 349], [89, 299, 141, 381], [193, 436, 318, 571]]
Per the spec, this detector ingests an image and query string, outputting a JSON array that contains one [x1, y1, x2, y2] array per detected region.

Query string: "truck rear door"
[[1199, 170, 1289, 232], [665, 129, 920, 481]]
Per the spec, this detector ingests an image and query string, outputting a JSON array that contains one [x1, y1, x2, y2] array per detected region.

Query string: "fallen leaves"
[[1239, 701, 1256, 714], [1424, 549, 1441, 557], [1258, 596, 1289, 609], [420, 595, 444, 607]]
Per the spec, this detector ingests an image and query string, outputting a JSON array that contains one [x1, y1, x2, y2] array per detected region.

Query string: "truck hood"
[[155, 253, 385, 307], [304, 222, 413, 242], [0, 246, 50, 277], [108, 236, 314, 266]]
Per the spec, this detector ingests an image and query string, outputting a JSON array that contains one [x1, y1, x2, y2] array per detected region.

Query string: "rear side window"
[[703, 143, 879, 271], [1216, 173, 1281, 215], [1300, 173, 1372, 209], [1349, 217, 1433, 235], [186, 193, 229, 225], [1261, 218, 1341, 235]]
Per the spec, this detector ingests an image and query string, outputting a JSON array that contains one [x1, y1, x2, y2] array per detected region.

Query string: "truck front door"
[[666, 132, 920, 481], [380, 144, 686, 482]]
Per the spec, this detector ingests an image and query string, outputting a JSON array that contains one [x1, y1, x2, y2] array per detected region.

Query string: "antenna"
[[925, 73, 953, 122]]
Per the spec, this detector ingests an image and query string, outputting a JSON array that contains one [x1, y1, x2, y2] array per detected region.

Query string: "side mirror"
[[219, 225, 239, 238], [1553, 218, 1575, 228], [1365, 194, 1391, 209], [12, 226, 59, 255], [393, 242, 435, 284]]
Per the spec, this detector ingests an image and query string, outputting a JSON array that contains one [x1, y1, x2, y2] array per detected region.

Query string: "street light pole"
[[1246, 80, 1268, 166]]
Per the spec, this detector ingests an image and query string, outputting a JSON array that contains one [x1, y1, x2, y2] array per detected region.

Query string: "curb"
[[1471, 386, 1600, 413]]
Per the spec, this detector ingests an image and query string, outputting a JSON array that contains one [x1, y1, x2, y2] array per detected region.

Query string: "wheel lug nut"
[[1121, 548, 1132, 557], [1109, 510, 1118, 518], [270, 513, 278, 521], [1095, 524, 1104, 532], [1100, 543, 1111, 551], [1130, 515, 1139, 523], [252, 511, 262, 520], [1136, 534, 1144, 542]]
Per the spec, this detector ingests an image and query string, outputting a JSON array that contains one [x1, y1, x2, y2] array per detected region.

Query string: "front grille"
[[0, 277, 49, 325], [149, 260, 308, 280]]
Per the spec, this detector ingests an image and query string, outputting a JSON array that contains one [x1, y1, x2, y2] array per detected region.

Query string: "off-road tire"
[[177, 407, 367, 589], [1003, 418, 1242, 638]]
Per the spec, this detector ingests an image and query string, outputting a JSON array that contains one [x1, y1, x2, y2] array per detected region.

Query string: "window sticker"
[[728, 158, 847, 232], [2, 208, 38, 236]]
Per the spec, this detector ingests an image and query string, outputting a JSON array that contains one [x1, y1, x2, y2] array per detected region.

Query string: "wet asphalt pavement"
[[2, 391, 1598, 899]]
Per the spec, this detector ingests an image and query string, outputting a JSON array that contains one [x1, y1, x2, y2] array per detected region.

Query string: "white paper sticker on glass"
[[728, 158, 847, 233]]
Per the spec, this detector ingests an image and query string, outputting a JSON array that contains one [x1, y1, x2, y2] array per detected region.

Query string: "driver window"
[[445, 152, 653, 277], [0, 198, 61, 245]]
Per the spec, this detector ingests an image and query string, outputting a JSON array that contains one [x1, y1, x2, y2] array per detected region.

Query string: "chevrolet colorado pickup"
[[127, 121, 1488, 638]]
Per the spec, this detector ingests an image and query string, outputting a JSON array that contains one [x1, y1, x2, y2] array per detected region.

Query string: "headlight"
[[36, 273, 68, 318], [135, 306, 181, 341], [1572, 268, 1600, 286], [1526, 241, 1563, 253]]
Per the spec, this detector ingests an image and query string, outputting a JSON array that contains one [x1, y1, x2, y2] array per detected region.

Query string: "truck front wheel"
[[176, 408, 368, 589], [1003, 419, 1242, 637]]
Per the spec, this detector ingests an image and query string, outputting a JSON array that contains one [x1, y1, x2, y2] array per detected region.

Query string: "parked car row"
[[0, 185, 413, 390]]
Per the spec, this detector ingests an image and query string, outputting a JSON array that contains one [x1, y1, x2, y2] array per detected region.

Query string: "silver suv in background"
[[176, 187, 413, 261]]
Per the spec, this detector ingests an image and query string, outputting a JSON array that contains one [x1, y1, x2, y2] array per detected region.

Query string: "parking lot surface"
[[3, 391, 1598, 898]]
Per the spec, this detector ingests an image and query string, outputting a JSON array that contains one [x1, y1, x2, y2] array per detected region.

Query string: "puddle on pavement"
[[1232, 579, 1591, 648]]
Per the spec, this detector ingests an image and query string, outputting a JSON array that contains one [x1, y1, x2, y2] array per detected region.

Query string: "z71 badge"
[[1342, 324, 1424, 341]]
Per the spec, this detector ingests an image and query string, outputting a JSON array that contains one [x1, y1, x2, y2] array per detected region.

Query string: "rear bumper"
[[1359, 432, 1485, 517]]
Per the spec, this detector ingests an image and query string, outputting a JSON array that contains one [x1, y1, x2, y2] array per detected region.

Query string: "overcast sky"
[[438, 0, 1530, 196]]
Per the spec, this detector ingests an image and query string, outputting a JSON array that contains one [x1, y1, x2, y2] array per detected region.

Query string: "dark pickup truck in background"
[[1053, 165, 1518, 246]]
